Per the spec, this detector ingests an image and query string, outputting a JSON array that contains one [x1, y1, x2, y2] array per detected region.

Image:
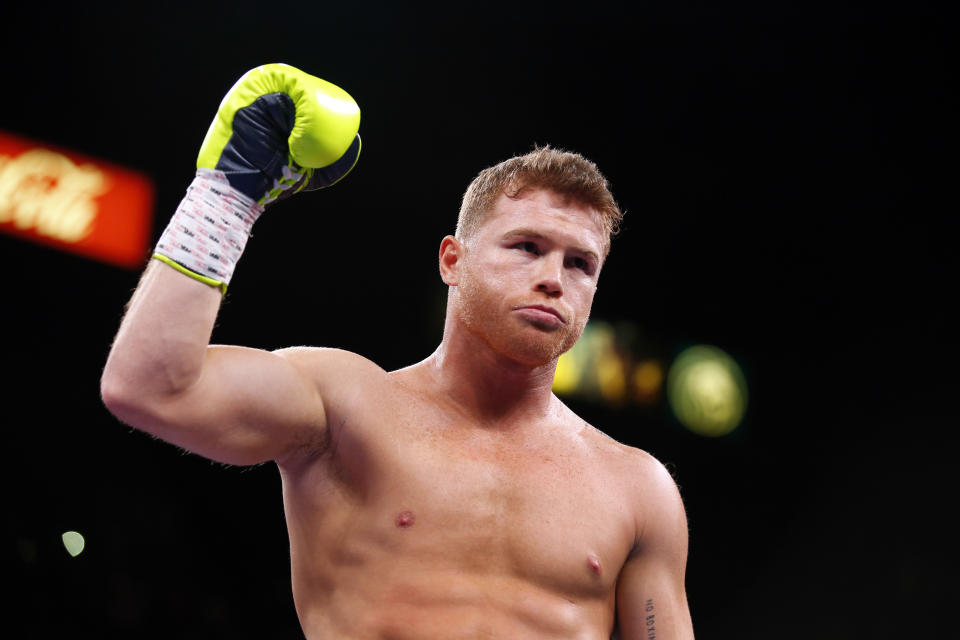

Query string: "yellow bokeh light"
[[553, 322, 666, 408], [633, 360, 664, 400], [596, 350, 627, 404], [553, 349, 581, 395], [667, 345, 748, 436]]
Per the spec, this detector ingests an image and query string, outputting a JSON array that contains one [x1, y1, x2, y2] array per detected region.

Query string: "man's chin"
[[499, 331, 575, 368]]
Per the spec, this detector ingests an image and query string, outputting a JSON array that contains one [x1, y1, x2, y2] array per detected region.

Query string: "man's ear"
[[439, 235, 464, 286]]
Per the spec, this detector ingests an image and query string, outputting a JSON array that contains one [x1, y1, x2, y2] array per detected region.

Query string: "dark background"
[[2, 2, 953, 638]]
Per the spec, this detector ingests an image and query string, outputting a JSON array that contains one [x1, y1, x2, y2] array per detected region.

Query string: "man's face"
[[451, 187, 605, 367]]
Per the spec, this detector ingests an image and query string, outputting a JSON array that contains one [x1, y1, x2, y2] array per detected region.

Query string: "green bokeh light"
[[667, 345, 748, 437], [61, 530, 85, 557]]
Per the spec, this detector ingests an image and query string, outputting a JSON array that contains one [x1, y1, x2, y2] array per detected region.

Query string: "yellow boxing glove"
[[154, 63, 361, 292]]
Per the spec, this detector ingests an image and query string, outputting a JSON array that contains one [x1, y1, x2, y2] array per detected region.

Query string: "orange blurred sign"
[[0, 130, 154, 269]]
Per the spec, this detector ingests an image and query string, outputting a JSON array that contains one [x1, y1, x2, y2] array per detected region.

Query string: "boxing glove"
[[154, 63, 361, 292]]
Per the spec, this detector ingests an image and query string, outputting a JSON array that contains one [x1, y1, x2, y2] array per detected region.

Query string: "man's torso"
[[278, 354, 650, 639]]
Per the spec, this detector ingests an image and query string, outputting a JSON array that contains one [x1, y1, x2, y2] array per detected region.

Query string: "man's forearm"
[[101, 259, 221, 411]]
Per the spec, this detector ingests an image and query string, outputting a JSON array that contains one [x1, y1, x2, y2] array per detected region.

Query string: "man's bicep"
[[616, 459, 694, 640], [616, 552, 693, 640], [138, 345, 334, 466]]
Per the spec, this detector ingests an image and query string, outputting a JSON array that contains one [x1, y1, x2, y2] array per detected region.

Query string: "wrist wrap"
[[153, 168, 266, 293]]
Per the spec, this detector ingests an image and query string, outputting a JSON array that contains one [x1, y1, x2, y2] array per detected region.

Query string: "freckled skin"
[[451, 191, 600, 368]]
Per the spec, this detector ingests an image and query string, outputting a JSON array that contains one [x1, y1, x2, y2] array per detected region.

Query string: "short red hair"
[[456, 146, 623, 257]]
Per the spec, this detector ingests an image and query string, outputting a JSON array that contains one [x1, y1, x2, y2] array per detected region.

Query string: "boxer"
[[102, 63, 694, 639]]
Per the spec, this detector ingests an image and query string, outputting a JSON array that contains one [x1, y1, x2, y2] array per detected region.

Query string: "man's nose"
[[534, 254, 564, 297]]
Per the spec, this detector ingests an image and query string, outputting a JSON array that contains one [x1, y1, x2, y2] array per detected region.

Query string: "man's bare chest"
[[314, 406, 637, 596]]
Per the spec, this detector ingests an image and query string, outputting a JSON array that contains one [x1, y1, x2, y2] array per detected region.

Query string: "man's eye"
[[566, 256, 590, 271], [516, 242, 539, 254]]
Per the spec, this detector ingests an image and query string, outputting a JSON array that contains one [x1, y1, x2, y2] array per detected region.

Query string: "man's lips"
[[514, 304, 566, 325]]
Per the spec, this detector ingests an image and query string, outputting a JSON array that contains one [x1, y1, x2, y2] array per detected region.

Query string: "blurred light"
[[17, 538, 38, 564], [667, 345, 748, 436], [61, 530, 85, 557], [596, 348, 627, 404], [552, 340, 583, 395], [591, 323, 628, 404], [0, 129, 154, 269], [554, 321, 665, 407], [554, 321, 614, 400], [632, 360, 664, 405]]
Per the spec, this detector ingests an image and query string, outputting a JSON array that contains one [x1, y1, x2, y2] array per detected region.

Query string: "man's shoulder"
[[271, 346, 399, 407], [273, 346, 387, 379], [572, 419, 678, 493]]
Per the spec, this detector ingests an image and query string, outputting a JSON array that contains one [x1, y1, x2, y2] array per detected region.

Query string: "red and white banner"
[[0, 130, 154, 269]]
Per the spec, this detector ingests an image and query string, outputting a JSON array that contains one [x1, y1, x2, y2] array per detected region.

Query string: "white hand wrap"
[[154, 169, 265, 292]]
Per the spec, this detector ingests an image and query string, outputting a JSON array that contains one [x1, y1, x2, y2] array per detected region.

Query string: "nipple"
[[587, 554, 602, 576], [395, 510, 416, 528]]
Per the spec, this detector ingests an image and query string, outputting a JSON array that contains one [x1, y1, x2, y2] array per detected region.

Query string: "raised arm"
[[101, 64, 362, 467], [616, 456, 695, 640]]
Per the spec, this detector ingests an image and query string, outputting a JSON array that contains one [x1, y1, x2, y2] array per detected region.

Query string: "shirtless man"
[[101, 64, 694, 639]]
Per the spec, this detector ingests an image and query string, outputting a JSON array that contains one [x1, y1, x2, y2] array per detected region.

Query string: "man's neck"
[[415, 322, 561, 429]]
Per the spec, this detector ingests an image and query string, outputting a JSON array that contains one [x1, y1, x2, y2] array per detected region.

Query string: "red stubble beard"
[[454, 272, 590, 368]]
